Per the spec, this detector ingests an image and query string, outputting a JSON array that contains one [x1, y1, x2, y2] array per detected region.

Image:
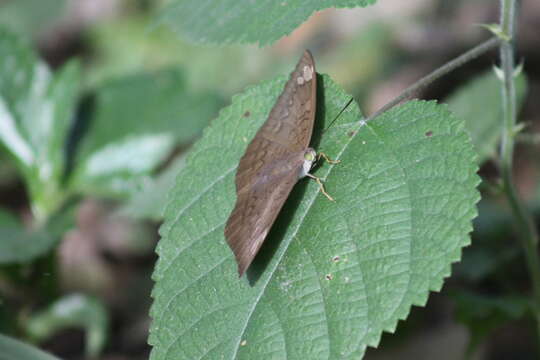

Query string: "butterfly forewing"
[[225, 50, 317, 277]]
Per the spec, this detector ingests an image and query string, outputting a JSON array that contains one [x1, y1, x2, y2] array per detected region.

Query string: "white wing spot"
[[303, 65, 314, 82], [297, 76, 305, 85]]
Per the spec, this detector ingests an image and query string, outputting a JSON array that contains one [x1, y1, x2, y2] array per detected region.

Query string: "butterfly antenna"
[[322, 97, 354, 133]]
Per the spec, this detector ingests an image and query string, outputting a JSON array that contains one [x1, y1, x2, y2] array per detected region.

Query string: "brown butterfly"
[[225, 50, 334, 277]]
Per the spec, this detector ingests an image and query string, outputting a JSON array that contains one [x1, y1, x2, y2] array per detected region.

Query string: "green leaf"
[[0, 27, 80, 219], [445, 69, 527, 164], [0, 208, 58, 264], [149, 72, 479, 359], [158, 0, 376, 46], [0, 334, 60, 360], [26, 294, 108, 358], [120, 154, 187, 221], [70, 68, 222, 197]]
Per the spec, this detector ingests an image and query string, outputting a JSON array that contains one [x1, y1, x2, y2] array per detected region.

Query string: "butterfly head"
[[300, 148, 317, 178]]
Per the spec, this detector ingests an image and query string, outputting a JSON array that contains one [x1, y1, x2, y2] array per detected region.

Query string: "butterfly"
[[225, 50, 339, 277]]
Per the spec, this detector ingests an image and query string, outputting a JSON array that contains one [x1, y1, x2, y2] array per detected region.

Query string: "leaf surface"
[[158, 0, 375, 45]]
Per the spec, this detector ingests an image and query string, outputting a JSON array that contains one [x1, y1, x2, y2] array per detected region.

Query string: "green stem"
[[367, 36, 501, 121], [498, 0, 540, 340]]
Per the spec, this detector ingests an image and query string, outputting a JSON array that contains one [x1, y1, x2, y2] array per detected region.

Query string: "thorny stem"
[[367, 37, 501, 122], [498, 0, 540, 341]]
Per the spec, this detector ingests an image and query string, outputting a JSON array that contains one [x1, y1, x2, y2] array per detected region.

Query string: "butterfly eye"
[[304, 150, 316, 162]]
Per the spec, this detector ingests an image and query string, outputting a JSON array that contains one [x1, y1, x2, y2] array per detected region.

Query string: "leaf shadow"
[[246, 74, 327, 285], [64, 93, 95, 183]]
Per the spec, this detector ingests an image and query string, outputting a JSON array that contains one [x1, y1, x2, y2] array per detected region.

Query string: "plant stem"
[[498, 0, 540, 340], [367, 37, 501, 121]]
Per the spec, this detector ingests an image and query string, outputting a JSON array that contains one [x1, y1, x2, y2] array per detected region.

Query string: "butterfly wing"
[[257, 50, 317, 153], [235, 50, 316, 192], [225, 50, 317, 277], [225, 151, 306, 276]]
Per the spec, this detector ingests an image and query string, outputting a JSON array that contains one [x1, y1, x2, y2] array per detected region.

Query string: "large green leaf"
[[158, 0, 376, 46], [69, 68, 222, 197], [149, 72, 479, 359], [0, 27, 80, 219], [0, 334, 60, 360], [445, 70, 527, 164]]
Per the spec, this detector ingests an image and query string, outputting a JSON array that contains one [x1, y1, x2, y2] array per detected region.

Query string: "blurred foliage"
[[69, 67, 222, 198], [446, 69, 528, 164], [0, 0, 66, 37], [157, 0, 376, 45], [455, 199, 519, 283], [0, 334, 60, 360], [86, 16, 260, 96], [0, 28, 80, 219], [0, 208, 59, 264], [0, 26, 222, 272], [26, 294, 108, 358], [452, 291, 530, 356], [120, 154, 186, 221], [322, 22, 396, 99]]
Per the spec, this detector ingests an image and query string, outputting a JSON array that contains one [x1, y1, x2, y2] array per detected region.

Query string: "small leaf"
[[120, 154, 187, 221], [445, 70, 527, 164], [0, 27, 80, 218], [25, 294, 108, 358], [150, 73, 479, 359], [0, 334, 60, 360], [158, 0, 376, 46], [70, 68, 222, 197], [0, 208, 58, 264], [477, 23, 510, 41]]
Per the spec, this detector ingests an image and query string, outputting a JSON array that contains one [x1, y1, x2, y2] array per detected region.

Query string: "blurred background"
[[0, 0, 539, 359]]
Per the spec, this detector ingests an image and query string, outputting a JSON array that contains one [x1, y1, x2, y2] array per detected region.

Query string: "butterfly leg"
[[306, 173, 335, 202], [317, 152, 340, 164]]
